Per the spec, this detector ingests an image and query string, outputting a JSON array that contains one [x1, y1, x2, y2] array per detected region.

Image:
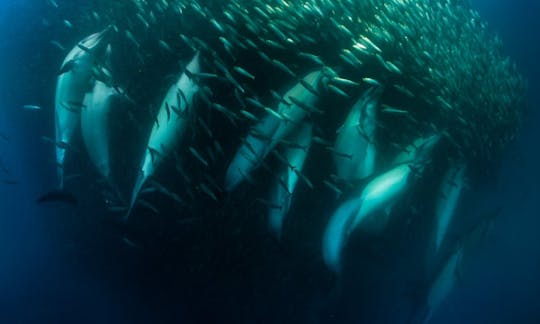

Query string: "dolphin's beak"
[[365, 83, 384, 101], [95, 25, 115, 43], [102, 24, 114, 36]]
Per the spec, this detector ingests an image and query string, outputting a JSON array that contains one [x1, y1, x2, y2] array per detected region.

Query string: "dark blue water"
[[1, 1, 538, 323]]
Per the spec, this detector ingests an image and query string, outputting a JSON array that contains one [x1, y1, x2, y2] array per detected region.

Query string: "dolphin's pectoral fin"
[[58, 59, 77, 75], [60, 101, 82, 113], [177, 88, 188, 111], [77, 43, 92, 53], [355, 124, 371, 143], [147, 147, 161, 164]]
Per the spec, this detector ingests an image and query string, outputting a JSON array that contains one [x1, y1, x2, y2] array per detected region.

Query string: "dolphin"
[[420, 246, 464, 323], [322, 197, 361, 274], [322, 163, 412, 273], [432, 162, 467, 255], [268, 121, 313, 240], [54, 27, 111, 188], [225, 70, 323, 191], [127, 52, 201, 219], [322, 134, 440, 273], [392, 136, 438, 166], [333, 86, 382, 181], [80, 80, 120, 190], [225, 114, 281, 191], [80, 45, 126, 199]]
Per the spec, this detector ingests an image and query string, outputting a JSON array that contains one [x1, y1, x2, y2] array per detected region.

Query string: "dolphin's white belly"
[[322, 197, 363, 273], [127, 53, 200, 217], [334, 86, 381, 181], [225, 70, 322, 192], [334, 119, 368, 179], [54, 68, 92, 187], [54, 70, 89, 145], [81, 81, 117, 179], [225, 114, 281, 191], [352, 163, 410, 227], [270, 70, 322, 149], [434, 163, 466, 253], [142, 68, 198, 177], [268, 121, 312, 239]]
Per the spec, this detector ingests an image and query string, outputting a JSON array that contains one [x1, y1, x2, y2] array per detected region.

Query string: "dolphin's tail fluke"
[[125, 170, 146, 222]]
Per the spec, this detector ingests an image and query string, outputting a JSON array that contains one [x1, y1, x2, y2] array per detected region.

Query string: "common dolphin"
[[225, 114, 281, 191], [127, 52, 201, 219], [432, 162, 466, 254], [54, 27, 111, 188], [333, 86, 382, 181], [268, 121, 313, 240], [225, 70, 323, 191], [322, 134, 440, 273], [80, 79, 119, 190]]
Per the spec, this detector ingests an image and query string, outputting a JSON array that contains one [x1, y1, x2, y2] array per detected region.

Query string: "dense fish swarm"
[[46, 0, 527, 321], [88, 0, 527, 166], [229, 0, 526, 165]]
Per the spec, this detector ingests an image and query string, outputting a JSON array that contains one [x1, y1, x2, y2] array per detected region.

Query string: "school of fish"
[[48, 0, 526, 322]]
